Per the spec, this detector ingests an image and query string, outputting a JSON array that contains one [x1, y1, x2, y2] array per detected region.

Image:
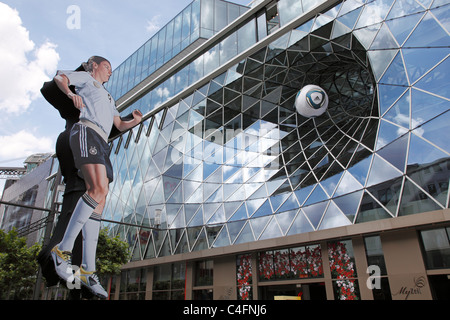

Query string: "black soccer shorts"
[[69, 123, 114, 183]]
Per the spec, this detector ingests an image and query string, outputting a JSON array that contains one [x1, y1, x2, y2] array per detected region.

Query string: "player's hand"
[[132, 109, 143, 122], [68, 92, 85, 109]]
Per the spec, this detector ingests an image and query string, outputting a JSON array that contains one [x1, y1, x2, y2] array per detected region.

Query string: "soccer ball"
[[295, 84, 328, 117]]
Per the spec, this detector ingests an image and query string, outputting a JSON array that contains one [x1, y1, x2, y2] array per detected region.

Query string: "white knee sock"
[[82, 212, 101, 272], [59, 193, 99, 252]]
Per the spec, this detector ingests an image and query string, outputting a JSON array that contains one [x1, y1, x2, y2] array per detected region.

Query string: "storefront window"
[[364, 235, 387, 275], [328, 240, 359, 300], [364, 235, 391, 300], [152, 263, 186, 300], [195, 260, 213, 286], [119, 268, 147, 300], [420, 227, 450, 269], [258, 244, 323, 281], [236, 254, 253, 300]]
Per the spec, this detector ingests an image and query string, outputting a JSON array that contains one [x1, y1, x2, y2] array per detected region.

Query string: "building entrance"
[[259, 283, 326, 300]]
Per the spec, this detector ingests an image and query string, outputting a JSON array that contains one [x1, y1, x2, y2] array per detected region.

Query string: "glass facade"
[[101, 0, 450, 266], [104, 0, 248, 102]]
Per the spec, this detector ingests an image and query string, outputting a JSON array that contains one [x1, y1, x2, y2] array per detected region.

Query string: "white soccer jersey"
[[58, 70, 119, 136]]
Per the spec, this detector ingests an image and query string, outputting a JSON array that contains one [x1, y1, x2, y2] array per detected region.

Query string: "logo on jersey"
[[89, 146, 98, 155]]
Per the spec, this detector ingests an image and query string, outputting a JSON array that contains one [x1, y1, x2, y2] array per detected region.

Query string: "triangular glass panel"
[[333, 190, 363, 223], [338, 0, 364, 18], [353, 22, 382, 50], [269, 192, 291, 212], [294, 184, 315, 206], [144, 233, 156, 259], [366, 154, 403, 187], [148, 178, 164, 205], [246, 198, 267, 217], [174, 231, 189, 255], [431, 4, 450, 29], [166, 204, 182, 227], [162, 176, 181, 201], [414, 58, 450, 100], [379, 51, 409, 86], [157, 233, 171, 257], [203, 202, 221, 223], [403, 47, 449, 85], [369, 175, 404, 216], [188, 110, 204, 129], [184, 203, 201, 225], [304, 184, 329, 206], [303, 201, 328, 230], [170, 207, 186, 229], [377, 134, 409, 172], [228, 203, 248, 221], [228, 220, 247, 243], [407, 135, 450, 207], [187, 226, 202, 250], [211, 225, 230, 248], [251, 200, 273, 218], [206, 225, 223, 249], [188, 206, 204, 226], [413, 110, 450, 153], [205, 185, 223, 203], [259, 217, 282, 240], [183, 180, 201, 201], [234, 222, 254, 244], [320, 171, 344, 197], [407, 132, 449, 168], [337, 7, 362, 29], [250, 215, 271, 239], [404, 11, 450, 48], [184, 162, 203, 182], [319, 201, 352, 230], [376, 119, 408, 150], [387, 0, 425, 20], [130, 237, 141, 261], [334, 171, 363, 197], [411, 88, 450, 128], [398, 177, 443, 216], [355, 0, 394, 29], [152, 146, 168, 173], [371, 22, 399, 50], [192, 228, 208, 252], [276, 209, 298, 235], [277, 192, 300, 213], [287, 209, 314, 236], [382, 89, 410, 125], [356, 191, 393, 223], [367, 49, 398, 81], [206, 204, 226, 224], [378, 83, 408, 117], [385, 13, 423, 46]]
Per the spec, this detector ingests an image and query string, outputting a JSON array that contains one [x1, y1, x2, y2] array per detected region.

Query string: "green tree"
[[95, 228, 129, 277], [0, 228, 41, 299]]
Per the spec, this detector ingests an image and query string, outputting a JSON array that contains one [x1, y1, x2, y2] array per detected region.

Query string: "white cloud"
[[0, 130, 53, 162], [0, 3, 59, 114], [146, 15, 162, 36]]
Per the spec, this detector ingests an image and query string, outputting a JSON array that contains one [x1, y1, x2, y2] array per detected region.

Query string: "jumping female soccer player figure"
[[51, 56, 142, 298]]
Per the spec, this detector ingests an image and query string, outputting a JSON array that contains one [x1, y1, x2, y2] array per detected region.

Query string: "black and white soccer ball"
[[295, 85, 328, 117]]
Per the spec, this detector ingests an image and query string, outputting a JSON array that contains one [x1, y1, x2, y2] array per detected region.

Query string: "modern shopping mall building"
[[18, 0, 450, 300]]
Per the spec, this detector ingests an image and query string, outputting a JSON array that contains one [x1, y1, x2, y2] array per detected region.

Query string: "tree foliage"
[[95, 228, 129, 277], [0, 229, 41, 299]]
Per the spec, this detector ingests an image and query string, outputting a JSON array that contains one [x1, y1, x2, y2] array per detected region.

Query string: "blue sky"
[[0, 0, 250, 171]]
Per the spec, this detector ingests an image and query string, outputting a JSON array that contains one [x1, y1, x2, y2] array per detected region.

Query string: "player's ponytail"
[[82, 56, 110, 72]]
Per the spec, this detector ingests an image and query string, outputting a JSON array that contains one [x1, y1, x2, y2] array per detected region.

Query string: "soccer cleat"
[[76, 266, 108, 299], [50, 245, 75, 284]]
